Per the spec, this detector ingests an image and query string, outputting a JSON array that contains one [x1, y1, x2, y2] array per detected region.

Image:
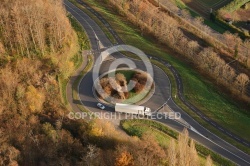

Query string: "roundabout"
[[78, 49, 171, 113], [93, 68, 155, 106]]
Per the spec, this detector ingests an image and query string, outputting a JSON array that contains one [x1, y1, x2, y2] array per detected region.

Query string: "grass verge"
[[121, 119, 235, 166], [80, 0, 250, 153], [59, 14, 90, 105]]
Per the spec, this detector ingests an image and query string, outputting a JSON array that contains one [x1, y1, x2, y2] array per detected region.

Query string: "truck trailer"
[[115, 103, 152, 116]]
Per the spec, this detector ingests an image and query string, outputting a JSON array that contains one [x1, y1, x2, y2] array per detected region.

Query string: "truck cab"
[[144, 107, 152, 116]]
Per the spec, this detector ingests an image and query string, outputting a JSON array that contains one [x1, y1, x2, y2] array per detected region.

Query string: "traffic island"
[[93, 68, 155, 106]]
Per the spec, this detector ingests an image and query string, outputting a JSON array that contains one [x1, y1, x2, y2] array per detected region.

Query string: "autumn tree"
[[234, 73, 249, 93], [115, 151, 134, 166], [25, 85, 45, 113], [177, 128, 189, 166], [167, 139, 177, 166], [133, 133, 166, 165], [189, 139, 199, 166], [0, 0, 74, 57], [205, 155, 213, 166]]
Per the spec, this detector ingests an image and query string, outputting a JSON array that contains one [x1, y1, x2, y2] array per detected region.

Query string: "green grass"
[[59, 78, 68, 104], [59, 14, 90, 105], [115, 70, 135, 82], [124, 90, 150, 104], [204, 19, 227, 33], [79, 0, 250, 153], [173, 0, 186, 8], [68, 14, 90, 50], [121, 119, 235, 166], [122, 122, 171, 148]]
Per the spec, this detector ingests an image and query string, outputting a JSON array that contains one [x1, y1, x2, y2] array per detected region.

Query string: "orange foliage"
[[115, 151, 134, 166]]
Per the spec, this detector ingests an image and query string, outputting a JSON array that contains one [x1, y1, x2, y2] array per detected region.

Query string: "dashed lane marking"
[[211, 122, 216, 126]]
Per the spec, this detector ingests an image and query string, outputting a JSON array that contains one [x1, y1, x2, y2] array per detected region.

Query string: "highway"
[[64, 0, 250, 165]]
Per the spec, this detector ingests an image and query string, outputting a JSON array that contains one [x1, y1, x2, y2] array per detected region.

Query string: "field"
[[182, 0, 232, 18]]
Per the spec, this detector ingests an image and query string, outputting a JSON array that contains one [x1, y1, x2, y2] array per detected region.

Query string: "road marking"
[[243, 142, 249, 146], [211, 122, 216, 126], [219, 127, 224, 131], [235, 137, 240, 141]]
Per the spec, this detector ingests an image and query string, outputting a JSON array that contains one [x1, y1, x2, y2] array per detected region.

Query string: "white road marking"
[[219, 127, 224, 131], [243, 142, 249, 146], [211, 122, 216, 126], [235, 137, 240, 141]]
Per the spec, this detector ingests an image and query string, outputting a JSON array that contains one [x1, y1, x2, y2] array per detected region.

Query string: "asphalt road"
[[64, 0, 250, 165]]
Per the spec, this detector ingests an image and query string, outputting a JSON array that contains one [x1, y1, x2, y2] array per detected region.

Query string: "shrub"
[[219, 0, 250, 13], [116, 73, 127, 86], [133, 83, 145, 94]]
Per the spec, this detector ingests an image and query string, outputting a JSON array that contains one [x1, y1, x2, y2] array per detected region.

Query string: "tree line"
[[104, 0, 250, 102], [0, 0, 74, 58]]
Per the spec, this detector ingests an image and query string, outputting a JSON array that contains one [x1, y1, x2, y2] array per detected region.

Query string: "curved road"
[[64, 0, 250, 165]]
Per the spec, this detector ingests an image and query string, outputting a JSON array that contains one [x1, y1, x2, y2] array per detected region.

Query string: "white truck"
[[115, 103, 152, 116]]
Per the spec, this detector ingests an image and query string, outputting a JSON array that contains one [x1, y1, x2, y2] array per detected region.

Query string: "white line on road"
[[219, 127, 224, 131], [235, 137, 240, 141], [211, 122, 216, 126], [204, 116, 209, 121], [243, 142, 249, 146]]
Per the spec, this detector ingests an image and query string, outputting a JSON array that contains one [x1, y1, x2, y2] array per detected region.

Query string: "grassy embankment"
[[60, 14, 90, 105], [75, 0, 250, 154], [121, 119, 235, 166]]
